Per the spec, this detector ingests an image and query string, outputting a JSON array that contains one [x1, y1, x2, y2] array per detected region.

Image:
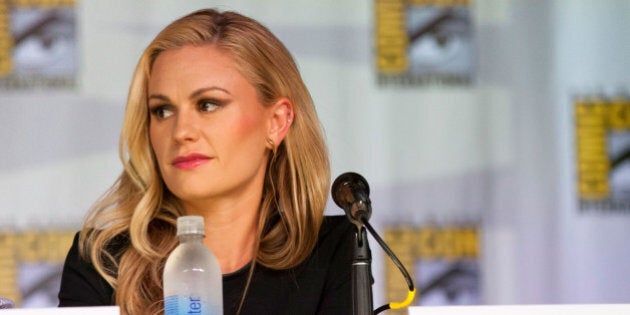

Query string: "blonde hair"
[[79, 9, 330, 315]]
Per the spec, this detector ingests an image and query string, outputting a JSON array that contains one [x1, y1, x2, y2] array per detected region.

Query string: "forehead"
[[148, 45, 246, 90], [154, 44, 231, 64]]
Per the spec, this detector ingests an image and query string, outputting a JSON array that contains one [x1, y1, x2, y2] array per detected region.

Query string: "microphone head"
[[331, 172, 371, 225]]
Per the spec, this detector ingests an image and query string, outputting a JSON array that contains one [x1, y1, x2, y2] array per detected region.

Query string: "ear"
[[267, 97, 294, 148]]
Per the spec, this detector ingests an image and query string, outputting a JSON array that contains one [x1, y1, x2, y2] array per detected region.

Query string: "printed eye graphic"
[[418, 260, 479, 305], [406, 7, 472, 75], [11, 8, 76, 76], [609, 139, 630, 200]]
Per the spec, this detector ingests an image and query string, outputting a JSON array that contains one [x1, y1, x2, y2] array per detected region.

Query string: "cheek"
[[216, 116, 268, 164], [232, 114, 267, 146], [149, 126, 165, 160], [237, 115, 260, 133]]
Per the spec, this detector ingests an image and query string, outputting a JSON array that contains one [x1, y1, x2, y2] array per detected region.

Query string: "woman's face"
[[148, 45, 273, 210]]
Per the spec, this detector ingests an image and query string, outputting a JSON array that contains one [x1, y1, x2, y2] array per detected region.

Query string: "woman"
[[58, 8, 354, 315]]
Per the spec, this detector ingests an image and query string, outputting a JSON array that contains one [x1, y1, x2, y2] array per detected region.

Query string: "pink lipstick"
[[172, 153, 211, 170]]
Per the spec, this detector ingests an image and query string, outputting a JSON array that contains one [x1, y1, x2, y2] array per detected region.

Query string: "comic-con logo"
[[375, 0, 473, 86], [384, 225, 479, 314], [576, 95, 630, 211]]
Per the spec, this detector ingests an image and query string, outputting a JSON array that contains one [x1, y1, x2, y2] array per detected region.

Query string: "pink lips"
[[172, 153, 211, 170]]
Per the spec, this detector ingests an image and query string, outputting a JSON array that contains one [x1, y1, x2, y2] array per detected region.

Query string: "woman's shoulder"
[[319, 215, 355, 239], [314, 215, 356, 259], [58, 230, 127, 306]]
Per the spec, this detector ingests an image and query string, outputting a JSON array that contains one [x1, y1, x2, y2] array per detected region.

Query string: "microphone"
[[332, 172, 416, 315], [332, 172, 374, 315], [331, 172, 372, 226]]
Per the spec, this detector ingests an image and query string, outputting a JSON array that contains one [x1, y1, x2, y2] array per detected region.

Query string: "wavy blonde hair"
[[79, 9, 330, 315]]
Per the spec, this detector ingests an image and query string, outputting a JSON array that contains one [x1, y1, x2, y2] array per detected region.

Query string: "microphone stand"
[[352, 222, 373, 315], [333, 172, 415, 314]]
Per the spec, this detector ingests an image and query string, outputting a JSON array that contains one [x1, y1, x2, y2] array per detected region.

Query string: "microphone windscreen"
[[331, 172, 370, 210]]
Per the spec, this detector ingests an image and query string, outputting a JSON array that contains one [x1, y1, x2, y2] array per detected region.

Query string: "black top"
[[58, 215, 355, 314]]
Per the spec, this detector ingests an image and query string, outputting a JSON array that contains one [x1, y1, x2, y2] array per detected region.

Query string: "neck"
[[182, 193, 261, 274]]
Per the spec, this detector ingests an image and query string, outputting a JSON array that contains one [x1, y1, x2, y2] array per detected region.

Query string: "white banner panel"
[[409, 304, 630, 315]]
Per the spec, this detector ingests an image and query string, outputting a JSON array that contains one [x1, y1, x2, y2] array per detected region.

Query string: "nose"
[[173, 108, 201, 143]]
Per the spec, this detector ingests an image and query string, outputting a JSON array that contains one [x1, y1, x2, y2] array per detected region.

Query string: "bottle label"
[[165, 295, 218, 315]]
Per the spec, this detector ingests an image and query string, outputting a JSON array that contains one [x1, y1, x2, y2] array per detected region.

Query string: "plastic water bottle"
[[164, 216, 223, 314]]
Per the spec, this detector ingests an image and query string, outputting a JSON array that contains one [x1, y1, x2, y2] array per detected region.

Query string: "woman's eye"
[[150, 105, 174, 119], [198, 99, 221, 112]]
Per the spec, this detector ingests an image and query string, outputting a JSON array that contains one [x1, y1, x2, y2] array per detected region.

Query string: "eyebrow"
[[149, 86, 232, 102], [190, 87, 231, 99], [148, 86, 231, 102]]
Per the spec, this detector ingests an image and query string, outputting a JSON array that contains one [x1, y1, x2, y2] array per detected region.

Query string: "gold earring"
[[267, 138, 277, 155]]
